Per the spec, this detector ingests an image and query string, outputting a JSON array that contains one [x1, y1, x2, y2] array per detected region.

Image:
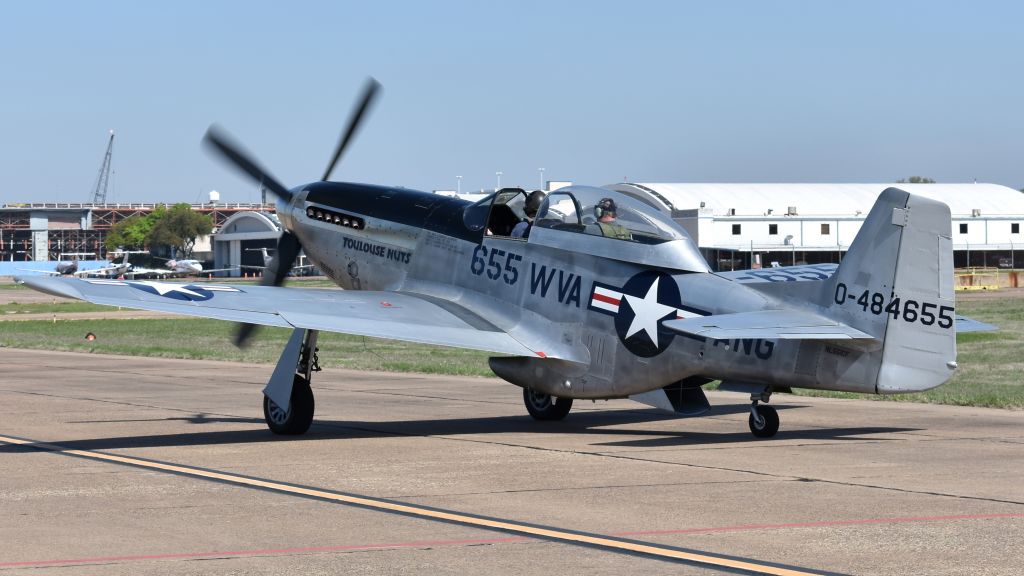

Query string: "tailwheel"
[[264, 374, 315, 435], [748, 404, 779, 438], [524, 387, 573, 421]]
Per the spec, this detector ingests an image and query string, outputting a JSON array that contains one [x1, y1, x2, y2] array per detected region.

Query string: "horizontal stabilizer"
[[955, 315, 997, 333], [663, 309, 876, 341]]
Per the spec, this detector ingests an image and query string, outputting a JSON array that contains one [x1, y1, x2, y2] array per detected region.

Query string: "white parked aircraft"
[[239, 248, 318, 276]]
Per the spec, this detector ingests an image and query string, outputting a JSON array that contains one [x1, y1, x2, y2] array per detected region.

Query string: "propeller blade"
[[203, 125, 293, 202], [263, 231, 303, 288], [233, 231, 304, 347], [321, 77, 381, 182]]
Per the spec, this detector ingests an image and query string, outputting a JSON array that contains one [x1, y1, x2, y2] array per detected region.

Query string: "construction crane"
[[90, 130, 115, 205]]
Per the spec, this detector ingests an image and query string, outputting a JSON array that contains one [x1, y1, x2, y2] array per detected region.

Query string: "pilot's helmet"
[[525, 190, 545, 217], [595, 197, 617, 219]]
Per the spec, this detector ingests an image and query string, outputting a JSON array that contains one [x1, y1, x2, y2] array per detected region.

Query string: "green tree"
[[104, 207, 165, 252], [897, 176, 936, 183], [146, 203, 213, 258]]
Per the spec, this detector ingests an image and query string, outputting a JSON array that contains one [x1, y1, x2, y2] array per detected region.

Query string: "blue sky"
[[1, 0, 1021, 203]]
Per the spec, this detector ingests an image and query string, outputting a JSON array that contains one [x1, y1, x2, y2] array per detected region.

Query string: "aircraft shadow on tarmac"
[[3, 402, 919, 453]]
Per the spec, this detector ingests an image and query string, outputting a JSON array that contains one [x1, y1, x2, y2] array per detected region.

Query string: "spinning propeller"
[[203, 77, 381, 346]]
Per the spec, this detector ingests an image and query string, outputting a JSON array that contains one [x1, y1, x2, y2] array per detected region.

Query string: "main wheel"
[[748, 404, 779, 438], [523, 388, 573, 421], [264, 374, 315, 435]]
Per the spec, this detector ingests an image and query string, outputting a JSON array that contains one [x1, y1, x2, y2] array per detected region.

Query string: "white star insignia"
[[131, 281, 205, 299], [623, 277, 676, 348]]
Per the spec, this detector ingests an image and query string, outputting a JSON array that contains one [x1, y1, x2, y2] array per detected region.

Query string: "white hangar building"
[[606, 183, 1024, 271], [212, 211, 283, 276]]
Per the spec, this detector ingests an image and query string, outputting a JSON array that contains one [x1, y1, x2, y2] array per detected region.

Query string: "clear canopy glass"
[[535, 187, 690, 244]]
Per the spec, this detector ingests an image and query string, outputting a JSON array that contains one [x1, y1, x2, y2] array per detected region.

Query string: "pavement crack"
[[388, 478, 767, 500]]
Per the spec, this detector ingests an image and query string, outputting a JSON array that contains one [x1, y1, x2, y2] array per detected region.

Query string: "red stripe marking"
[[3, 513, 1019, 568], [592, 293, 620, 306]]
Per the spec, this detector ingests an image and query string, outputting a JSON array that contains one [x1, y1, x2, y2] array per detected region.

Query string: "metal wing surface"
[[663, 309, 876, 340], [16, 276, 536, 357], [955, 315, 998, 333]]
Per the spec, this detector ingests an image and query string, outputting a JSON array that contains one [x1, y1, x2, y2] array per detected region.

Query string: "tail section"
[[821, 188, 956, 393]]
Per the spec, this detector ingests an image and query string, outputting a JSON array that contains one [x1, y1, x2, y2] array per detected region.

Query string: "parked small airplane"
[[239, 247, 318, 276], [145, 257, 236, 278], [53, 260, 79, 275], [21, 251, 143, 278], [47, 253, 93, 276], [17, 79, 994, 438]]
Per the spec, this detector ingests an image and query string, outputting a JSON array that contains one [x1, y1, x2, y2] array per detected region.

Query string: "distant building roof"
[[608, 183, 1024, 218]]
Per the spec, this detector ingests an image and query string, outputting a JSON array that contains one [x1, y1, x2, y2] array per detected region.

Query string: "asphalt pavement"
[[1, 348, 1021, 575]]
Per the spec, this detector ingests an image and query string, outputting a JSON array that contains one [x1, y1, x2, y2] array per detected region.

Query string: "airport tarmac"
[[1, 348, 1021, 575]]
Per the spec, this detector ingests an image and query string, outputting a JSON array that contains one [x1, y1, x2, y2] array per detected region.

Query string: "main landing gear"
[[263, 329, 321, 435], [523, 387, 573, 421], [748, 386, 779, 438]]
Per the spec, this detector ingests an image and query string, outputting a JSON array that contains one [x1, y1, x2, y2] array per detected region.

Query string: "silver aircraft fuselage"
[[279, 182, 887, 400]]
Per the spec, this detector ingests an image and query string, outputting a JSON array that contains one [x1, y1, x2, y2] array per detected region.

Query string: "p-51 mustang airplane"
[[16, 79, 993, 438]]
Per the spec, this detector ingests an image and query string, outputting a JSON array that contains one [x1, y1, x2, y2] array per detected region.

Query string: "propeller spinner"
[[203, 77, 381, 346]]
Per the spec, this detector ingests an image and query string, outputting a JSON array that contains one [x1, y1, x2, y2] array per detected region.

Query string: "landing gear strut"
[[523, 387, 573, 421], [748, 386, 779, 438], [263, 329, 321, 435]]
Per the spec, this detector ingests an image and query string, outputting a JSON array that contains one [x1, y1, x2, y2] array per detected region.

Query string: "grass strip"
[[0, 317, 494, 377], [0, 296, 1019, 408]]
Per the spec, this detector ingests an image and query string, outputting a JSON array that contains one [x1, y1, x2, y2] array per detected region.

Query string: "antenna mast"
[[91, 130, 115, 204]]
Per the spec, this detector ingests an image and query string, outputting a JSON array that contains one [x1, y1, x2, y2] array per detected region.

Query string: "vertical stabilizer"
[[821, 188, 956, 393]]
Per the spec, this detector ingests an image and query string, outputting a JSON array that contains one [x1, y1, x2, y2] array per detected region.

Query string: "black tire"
[[263, 375, 315, 435], [748, 404, 779, 438], [523, 387, 573, 421]]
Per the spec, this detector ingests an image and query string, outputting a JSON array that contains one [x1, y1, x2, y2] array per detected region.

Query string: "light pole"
[[496, 171, 503, 190], [538, 167, 545, 190], [456, 175, 462, 195]]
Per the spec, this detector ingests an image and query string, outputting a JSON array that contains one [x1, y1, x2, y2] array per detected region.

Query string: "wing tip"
[[16, 276, 86, 301]]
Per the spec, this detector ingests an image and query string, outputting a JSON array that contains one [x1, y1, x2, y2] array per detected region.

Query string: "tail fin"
[[820, 187, 956, 393]]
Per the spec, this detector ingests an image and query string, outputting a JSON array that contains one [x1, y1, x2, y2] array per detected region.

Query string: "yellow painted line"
[[0, 434, 827, 576]]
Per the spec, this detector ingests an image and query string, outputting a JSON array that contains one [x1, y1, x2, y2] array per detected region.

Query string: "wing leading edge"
[[15, 276, 540, 358]]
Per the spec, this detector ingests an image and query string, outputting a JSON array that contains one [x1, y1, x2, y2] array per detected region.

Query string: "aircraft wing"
[[663, 309, 875, 340], [124, 267, 163, 276], [238, 264, 317, 270], [76, 266, 121, 277], [15, 276, 541, 358]]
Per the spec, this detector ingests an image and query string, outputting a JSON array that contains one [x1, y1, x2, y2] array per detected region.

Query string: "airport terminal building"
[[608, 183, 1024, 270]]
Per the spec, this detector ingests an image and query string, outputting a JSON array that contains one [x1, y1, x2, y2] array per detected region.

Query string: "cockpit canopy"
[[463, 186, 710, 273], [535, 187, 689, 244]]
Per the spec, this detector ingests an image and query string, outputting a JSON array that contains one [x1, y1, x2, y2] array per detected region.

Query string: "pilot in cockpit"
[[592, 198, 631, 239], [511, 190, 546, 239]]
